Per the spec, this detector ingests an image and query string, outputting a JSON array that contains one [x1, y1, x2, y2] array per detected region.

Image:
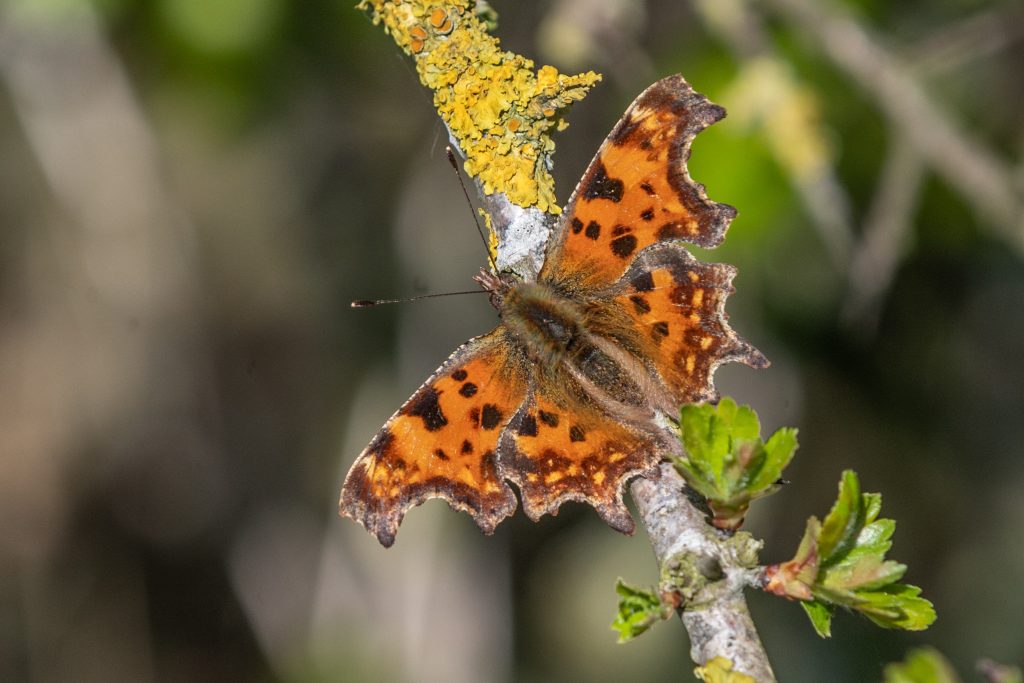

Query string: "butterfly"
[[340, 75, 767, 547]]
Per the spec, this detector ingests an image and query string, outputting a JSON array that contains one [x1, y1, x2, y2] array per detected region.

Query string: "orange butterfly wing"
[[340, 331, 527, 547], [503, 390, 659, 534], [615, 243, 768, 404], [542, 75, 736, 287]]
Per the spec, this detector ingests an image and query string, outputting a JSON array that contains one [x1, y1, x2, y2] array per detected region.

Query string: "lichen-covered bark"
[[358, 0, 599, 215]]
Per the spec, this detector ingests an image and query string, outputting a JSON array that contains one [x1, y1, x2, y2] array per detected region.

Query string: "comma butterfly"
[[340, 75, 767, 547]]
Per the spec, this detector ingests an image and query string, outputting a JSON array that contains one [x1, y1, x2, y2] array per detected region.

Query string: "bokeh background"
[[2, 0, 1022, 681]]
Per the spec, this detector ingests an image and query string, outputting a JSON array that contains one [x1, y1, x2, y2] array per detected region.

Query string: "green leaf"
[[863, 492, 883, 524], [727, 399, 761, 442], [847, 519, 895, 559], [818, 470, 863, 564], [681, 401, 730, 490], [675, 398, 799, 530], [858, 584, 936, 631], [765, 470, 935, 635], [792, 516, 821, 571], [824, 554, 907, 593], [748, 427, 798, 491], [611, 579, 670, 643], [801, 600, 834, 638], [674, 459, 720, 501], [883, 647, 961, 683]]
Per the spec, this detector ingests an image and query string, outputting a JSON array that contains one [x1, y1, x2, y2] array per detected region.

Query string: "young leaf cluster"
[[610, 579, 672, 643], [764, 470, 936, 637], [675, 398, 798, 530]]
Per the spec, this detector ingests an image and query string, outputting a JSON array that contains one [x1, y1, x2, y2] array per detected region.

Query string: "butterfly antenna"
[[446, 146, 497, 273], [351, 289, 488, 308]]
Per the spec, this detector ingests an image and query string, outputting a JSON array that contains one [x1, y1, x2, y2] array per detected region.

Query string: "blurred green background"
[[1, 0, 1021, 681]]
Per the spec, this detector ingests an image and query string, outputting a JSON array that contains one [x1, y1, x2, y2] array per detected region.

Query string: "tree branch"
[[631, 464, 776, 682]]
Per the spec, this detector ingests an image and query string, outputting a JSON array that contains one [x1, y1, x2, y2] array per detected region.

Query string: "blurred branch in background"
[[904, 5, 1024, 81], [842, 140, 925, 333], [760, 0, 1023, 252], [536, 0, 655, 87], [0, 2, 220, 680], [695, 0, 855, 269], [698, 0, 1023, 332]]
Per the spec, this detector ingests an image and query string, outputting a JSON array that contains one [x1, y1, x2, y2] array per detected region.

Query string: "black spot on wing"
[[630, 294, 651, 314], [481, 404, 503, 430], [631, 271, 655, 292], [403, 387, 448, 431], [571, 217, 584, 234], [641, 208, 655, 221], [451, 369, 468, 381], [459, 382, 478, 398], [434, 448, 450, 461], [610, 234, 638, 258], [539, 410, 560, 428], [481, 449, 497, 471], [583, 163, 624, 203], [569, 425, 586, 442], [585, 221, 601, 240], [461, 439, 474, 454], [518, 413, 538, 437]]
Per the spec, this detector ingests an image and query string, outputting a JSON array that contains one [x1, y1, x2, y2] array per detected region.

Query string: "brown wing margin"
[[542, 75, 737, 287], [339, 330, 527, 547]]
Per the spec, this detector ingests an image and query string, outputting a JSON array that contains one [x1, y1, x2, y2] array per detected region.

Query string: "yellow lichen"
[[357, 0, 601, 215], [478, 208, 498, 260], [694, 657, 755, 683]]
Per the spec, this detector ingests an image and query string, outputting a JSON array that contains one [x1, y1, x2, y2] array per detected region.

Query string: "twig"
[[905, 5, 1024, 75], [631, 464, 776, 682]]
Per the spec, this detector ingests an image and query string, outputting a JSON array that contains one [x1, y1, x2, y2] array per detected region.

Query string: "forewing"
[[501, 389, 659, 534], [614, 243, 768, 404], [340, 330, 527, 547], [542, 75, 736, 287]]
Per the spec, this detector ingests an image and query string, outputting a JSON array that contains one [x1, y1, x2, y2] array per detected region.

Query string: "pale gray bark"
[[632, 464, 776, 682]]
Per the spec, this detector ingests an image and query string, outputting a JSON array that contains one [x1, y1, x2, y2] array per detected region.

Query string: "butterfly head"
[[472, 268, 519, 310]]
